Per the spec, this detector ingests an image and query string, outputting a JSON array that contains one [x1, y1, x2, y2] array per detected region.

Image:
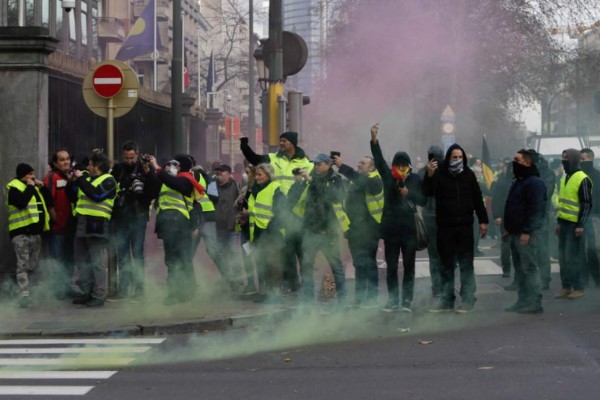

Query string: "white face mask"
[[168, 166, 178, 176]]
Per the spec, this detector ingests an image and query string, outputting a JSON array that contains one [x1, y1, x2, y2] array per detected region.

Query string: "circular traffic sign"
[[92, 64, 124, 98]]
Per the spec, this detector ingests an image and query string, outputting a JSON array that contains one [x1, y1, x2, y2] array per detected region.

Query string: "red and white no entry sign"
[[92, 64, 124, 98]]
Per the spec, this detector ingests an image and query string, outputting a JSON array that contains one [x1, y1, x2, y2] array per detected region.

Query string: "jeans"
[[47, 232, 74, 295], [347, 227, 379, 304], [252, 228, 282, 293], [192, 221, 229, 281], [301, 231, 346, 302], [537, 214, 552, 286], [558, 220, 585, 291], [437, 224, 477, 307], [113, 216, 147, 295], [383, 236, 416, 306], [510, 231, 542, 307], [498, 223, 512, 276], [216, 229, 242, 287], [162, 219, 195, 301], [74, 236, 108, 300], [281, 228, 303, 291]]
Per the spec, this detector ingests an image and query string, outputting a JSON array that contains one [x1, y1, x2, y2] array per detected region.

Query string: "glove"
[[240, 137, 249, 145]]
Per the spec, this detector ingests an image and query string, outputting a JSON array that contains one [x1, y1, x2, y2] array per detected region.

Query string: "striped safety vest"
[[158, 184, 193, 220], [248, 181, 280, 241], [6, 179, 50, 232], [268, 153, 313, 195], [365, 170, 384, 223], [75, 174, 116, 220], [198, 174, 216, 212], [291, 180, 349, 233], [557, 171, 590, 223]]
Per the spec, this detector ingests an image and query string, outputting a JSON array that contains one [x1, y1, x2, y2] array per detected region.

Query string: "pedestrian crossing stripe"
[[0, 337, 166, 396]]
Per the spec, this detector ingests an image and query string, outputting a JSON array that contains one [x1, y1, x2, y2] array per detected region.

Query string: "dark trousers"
[[437, 224, 477, 307], [162, 221, 195, 301], [281, 228, 303, 291], [252, 228, 282, 293], [301, 231, 345, 302], [558, 220, 585, 291], [510, 231, 542, 307], [498, 223, 512, 275], [424, 215, 442, 295], [113, 216, 147, 295], [74, 236, 108, 300], [347, 228, 379, 304], [583, 217, 600, 287], [384, 236, 417, 306]]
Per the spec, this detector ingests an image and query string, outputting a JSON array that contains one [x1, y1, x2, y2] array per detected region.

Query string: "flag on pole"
[[481, 135, 495, 190], [184, 67, 190, 89], [116, 0, 161, 61], [206, 50, 217, 93]]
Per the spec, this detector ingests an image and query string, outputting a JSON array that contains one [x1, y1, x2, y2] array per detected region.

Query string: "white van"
[[527, 135, 586, 163]]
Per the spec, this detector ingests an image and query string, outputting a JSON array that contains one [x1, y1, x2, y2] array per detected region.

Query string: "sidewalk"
[[0, 238, 570, 338]]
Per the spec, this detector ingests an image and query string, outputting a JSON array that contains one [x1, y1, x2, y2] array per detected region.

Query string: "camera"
[[130, 174, 144, 195], [292, 167, 303, 175], [61, 1, 75, 13], [141, 154, 152, 163]]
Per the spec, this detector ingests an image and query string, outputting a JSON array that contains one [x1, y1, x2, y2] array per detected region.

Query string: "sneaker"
[[428, 304, 453, 313], [85, 298, 105, 307], [17, 296, 30, 309], [382, 301, 399, 313], [554, 288, 572, 299], [504, 303, 525, 312], [455, 304, 474, 314], [567, 290, 585, 300], [516, 304, 543, 314], [401, 306, 412, 313], [107, 292, 129, 302], [72, 295, 91, 305]]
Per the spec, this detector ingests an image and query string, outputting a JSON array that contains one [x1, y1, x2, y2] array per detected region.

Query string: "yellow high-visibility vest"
[[248, 181, 280, 241], [75, 174, 116, 220], [6, 179, 50, 232], [557, 171, 590, 223], [268, 153, 313, 195], [290, 179, 349, 232], [365, 170, 384, 223], [158, 184, 193, 220], [198, 174, 215, 212]]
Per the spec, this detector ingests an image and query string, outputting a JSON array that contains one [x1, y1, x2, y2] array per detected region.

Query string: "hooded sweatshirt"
[[421, 143, 488, 227], [558, 148, 592, 227]]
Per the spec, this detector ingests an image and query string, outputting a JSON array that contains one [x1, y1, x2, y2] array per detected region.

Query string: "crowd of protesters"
[[5, 128, 600, 314]]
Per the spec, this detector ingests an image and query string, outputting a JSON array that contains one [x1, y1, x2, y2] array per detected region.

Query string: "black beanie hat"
[[174, 155, 193, 172], [16, 163, 34, 179], [280, 131, 298, 147]]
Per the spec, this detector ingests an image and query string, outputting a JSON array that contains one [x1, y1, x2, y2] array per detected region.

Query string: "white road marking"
[[0, 371, 116, 380], [0, 347, 151, 354], [0, 338, 165, 346], [0, 386, 93, 396], [0, 358, 135, 366]]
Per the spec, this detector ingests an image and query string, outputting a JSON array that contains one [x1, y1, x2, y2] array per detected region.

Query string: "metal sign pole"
[[107, 97, 115, 165]]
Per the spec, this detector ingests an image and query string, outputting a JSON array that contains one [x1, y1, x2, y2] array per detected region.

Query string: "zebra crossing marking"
[[0, 337, 166, 396]]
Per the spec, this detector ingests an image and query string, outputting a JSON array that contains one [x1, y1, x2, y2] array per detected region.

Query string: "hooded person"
[[579, 148, 600, 288], [370, 124, 426, 312], [422, 142, 488, 313], [554, 148, 593, 300]]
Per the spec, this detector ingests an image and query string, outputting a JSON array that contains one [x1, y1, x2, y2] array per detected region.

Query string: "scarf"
[[391, 165, 410, 181], [448, 159, 464, 174], [177, 171, 205, 200]]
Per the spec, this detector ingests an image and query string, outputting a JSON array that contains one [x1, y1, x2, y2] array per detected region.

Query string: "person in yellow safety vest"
[[247, 163, 285, 302], [149, 155, 204, 305], [554, 148, 593, 301], [240, 131, 314, 294], [70, 152, 117, 308], [371, 124, 427, 313], [6, 163, 51, 308], [333, 154, 384, 307], [295, 153, 349, 306]]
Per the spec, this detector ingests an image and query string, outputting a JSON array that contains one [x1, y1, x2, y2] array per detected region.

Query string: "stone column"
[[0, 27, 58, 275], [203, 108, 223, 165], [181, 94, 196, 155]]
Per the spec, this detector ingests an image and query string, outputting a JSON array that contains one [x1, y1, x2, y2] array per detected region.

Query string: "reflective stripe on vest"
[[75, 174, 116, 220], [268, 153, 313, 195], [198, 175, 215, 212], [248, 181, 280, 241], [6, 179, 50, 232], [292, 184, 309, 217], [365, 170, 384, 223], [557, 171, 589, 223], [158, 184, 192, 219], [332, 202, 350, 233]]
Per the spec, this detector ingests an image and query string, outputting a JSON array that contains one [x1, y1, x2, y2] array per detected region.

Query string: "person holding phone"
[[422, 142, 489, 313]]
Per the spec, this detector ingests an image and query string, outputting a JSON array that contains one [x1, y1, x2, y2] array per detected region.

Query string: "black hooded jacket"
[[421, 144, 488, 227], [371, 140, 425, 239]]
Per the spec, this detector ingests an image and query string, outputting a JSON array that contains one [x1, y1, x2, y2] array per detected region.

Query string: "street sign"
[[92, 64, 124, 98], [83, 61, 139, 118]]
